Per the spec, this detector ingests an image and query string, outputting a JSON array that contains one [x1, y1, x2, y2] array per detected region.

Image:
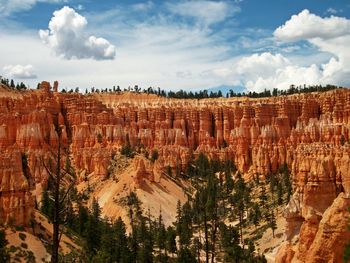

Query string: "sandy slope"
[[77, 156, 188, 229], [254, 210, 286, 263]]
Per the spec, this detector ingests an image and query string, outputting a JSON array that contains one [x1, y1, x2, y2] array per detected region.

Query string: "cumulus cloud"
[[237, 52, 290, 77], [238, 10, 350, 92], [3, 64, 37, 79], [167, 0, 239, 26], [245, 64, 323, 92], [0, 0, 66, 15], [274, 9, 350, 41], [39, 6, 116, 60]]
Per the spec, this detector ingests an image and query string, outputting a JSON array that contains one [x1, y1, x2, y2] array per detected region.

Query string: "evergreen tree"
[[282, 166, 292, 203], [92, 197, 101, 221], [151, 149, 159, 163], [77, 205, 89, 235], [137, 217, 154, 263], [232, 173, 248, 246], [84, 198, 102, 256], [156, 212, 166, 259], [177, 247, 196, 263], [219, 223, 242, 262], [114, 217, 131, 263], [268, 210, 277, 238], [95, 221, 115, 263], [259, 184, 268, 210], [0, 230, 9, 262], [165, 226, 177, 256], [41, 187, 53, 220], [277, 182, 284, 205], [176, 202, 192, 248], [42, 127, 76, 263], [344, 207, 350, 263], [250, 203, 261, 228]]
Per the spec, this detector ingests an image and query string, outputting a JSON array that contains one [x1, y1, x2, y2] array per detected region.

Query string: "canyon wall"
[[0, 83, 349, 261]]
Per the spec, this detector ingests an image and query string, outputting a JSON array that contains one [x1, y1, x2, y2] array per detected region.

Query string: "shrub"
[[20, 243, 28, 249], [151, 149, 158, 162], [19, 233, 26, 241], [97, 133, 103, 144]]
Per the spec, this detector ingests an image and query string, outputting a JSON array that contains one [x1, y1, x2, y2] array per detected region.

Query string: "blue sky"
[[0, 0, 350, 92]]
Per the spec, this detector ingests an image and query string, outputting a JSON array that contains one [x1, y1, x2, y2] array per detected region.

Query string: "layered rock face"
[[0, 84, 62, 225], [0, 83, 349, 260]]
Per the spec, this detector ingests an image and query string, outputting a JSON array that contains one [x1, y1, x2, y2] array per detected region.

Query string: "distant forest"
[[0, 76, 342, 99]]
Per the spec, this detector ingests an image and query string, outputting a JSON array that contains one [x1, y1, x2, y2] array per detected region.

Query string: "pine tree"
[[259, 184, 268, 210], [77, 205, 89, 235], [250, 203, 261, 228], [41, 188, 53, 220], [156, 212, 166, 259], [269, 210, 277, 238], [42, 127, 76, 263], [137, 217, 154, 263], [84, 199, 102, 256], [114, 217, 131, 263], [177, 247, 196, 263], [165, 226, 177, 256], [344, 207, 350, 263], [96, 221, 115, 263], [219, 223, 242, 262], [92, 197, 101, 221], [0, 230, 9, 262], [232, 173, 248, 246], [277, 182, 284, 205]]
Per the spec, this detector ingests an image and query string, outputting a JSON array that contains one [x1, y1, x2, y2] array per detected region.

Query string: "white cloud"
[[0, 0, 67, 15], [132, 1, 153, 11], [274, 9, 350, 41], [245, 64, 323, 92], [237, 52, 290, 77], [240, 10, 350, 92], [39, 6, 116, 60], [1, 5, 349, 93], [326, 8, 338, 15], [167, 0, 240, 26], [75, 4, 83, 11], [3, 64, 37, 79]]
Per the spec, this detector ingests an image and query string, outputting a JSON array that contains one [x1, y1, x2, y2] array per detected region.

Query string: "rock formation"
[[0, 83, 349, 260]]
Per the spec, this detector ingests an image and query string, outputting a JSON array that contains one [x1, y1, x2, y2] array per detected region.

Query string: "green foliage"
[[18, 233, 26, 241], [0, 229, 9, 262], [120, 135, 135, 158], [20, 242, 28, 249], [267, 210, 277, 238], [150, 149, 158, 163], [41, 188, 53, 220], [341, 135, 346, 146], [249, 203, 261, 228], [344, 243, 350, 263], [219, 223, 243, 262], [177, 247, 196, 263], [344, 207, 350, 263], [97, 133, 103, 144], [165, 226, 177, 255], [85, 82, 339, 99], [36, 153, 282, 263]]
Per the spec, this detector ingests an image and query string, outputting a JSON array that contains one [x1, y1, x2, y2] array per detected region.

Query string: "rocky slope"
[[0, 82, 350, 261]]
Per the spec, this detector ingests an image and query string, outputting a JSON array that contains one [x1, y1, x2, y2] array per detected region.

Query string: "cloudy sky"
[[0, 0, 349, 92]]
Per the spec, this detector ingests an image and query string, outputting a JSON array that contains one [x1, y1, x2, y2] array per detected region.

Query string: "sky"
[[0, 0, 349, 92]]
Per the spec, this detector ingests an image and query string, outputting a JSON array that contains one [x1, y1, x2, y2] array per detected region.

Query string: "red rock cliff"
[[0, 84, 349, 260]]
